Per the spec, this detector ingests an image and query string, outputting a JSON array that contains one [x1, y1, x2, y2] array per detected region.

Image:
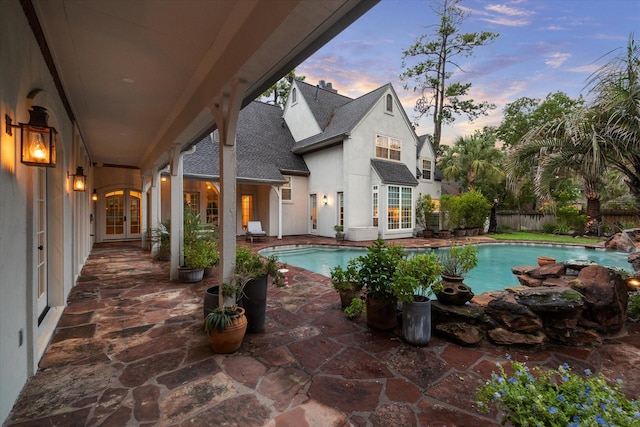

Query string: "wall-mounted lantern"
[[68, 166, 87, 192], [92, 189, 98, 201], [322, 195, 328, 205], [5, 106, 57, 167]]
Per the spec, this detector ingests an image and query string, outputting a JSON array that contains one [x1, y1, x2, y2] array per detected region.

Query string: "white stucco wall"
[[267, 175, 309, 236], [0, 2, 91, 422], [282, 82, 322, 142], [304, 146, 344, 237]]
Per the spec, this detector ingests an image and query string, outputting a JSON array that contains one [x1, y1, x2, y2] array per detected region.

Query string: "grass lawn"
[[488, 231, 604, 245]]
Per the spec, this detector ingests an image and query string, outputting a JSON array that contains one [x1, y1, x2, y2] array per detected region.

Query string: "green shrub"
[[556, 206, 587, 233], [476, 357, 639, 426], [542, 222, 557, 234], [629, 293, 640, 319], [344, 297, 365, 320]]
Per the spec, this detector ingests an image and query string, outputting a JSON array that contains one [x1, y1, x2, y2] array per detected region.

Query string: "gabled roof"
[[292, 83, 391, 153], [184, 101, 309, 184], [295, 80, 352, 131], [371, 159, 418, 187]]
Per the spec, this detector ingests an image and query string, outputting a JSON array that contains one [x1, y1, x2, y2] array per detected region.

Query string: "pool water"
[[259, 243, 633, 295]]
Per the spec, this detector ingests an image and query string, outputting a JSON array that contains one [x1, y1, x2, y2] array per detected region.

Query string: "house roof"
[[416, 134, 443, 181], [295, 80, 352, 131], [292, 83, 391, 153], [184, 101, 309, 184], [371, 159, 419, 187]]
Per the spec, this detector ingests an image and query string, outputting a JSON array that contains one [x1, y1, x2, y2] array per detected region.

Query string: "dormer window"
[[385, 94, 393, 113], [421, 158, 433, 180], [376, 134, 401, 161]]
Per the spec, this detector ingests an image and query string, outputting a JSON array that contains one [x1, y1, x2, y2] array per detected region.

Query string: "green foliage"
[[399, 0, 498, 151], [344, 297, 365, 320], [150, 219, 171, 259], [330, 260, 361, 293], [333, 224, 344, 233], [460, 190, 491, 228], [541, 222, 557, 234], [260, 69, 305, 106], [391, 252, 443, 303], [629, 293, 640, 319], [556, 205, 587, 233], [183, 238, 218, 269], [235, 247, 285, 288], [204, 306, 244, 334], [354, 239, 406, 301], [489, 231, 602, 245], [438, 244, 478, 278], [440, 194, 461, 230], [476, 357, 639, 426], [416, 193, 436, 230]]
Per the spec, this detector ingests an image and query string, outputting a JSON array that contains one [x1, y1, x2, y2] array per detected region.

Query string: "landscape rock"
[[434, 322, 483, 346], [485, 292, 542, 333], [572, 265, 628, 334], [487, 328, 546, 346], [527, 263, 566, 279], [605, 231, 636, 253]]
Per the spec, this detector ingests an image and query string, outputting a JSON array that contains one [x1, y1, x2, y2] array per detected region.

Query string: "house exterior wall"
[[304, 145, 344, 237], [282, 82, 322, 142], [0, 2, 92, 421], [267, 175, 309, 236]]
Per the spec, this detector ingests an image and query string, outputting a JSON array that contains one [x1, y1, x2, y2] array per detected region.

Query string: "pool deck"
[[5, 235, 639, 427]]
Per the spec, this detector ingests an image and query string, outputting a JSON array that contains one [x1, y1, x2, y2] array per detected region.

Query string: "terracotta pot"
[[207, 307, 247, 353], [436, 282, 474, 305], [366, 297, 398, 331], [537, 256, 556, 266]]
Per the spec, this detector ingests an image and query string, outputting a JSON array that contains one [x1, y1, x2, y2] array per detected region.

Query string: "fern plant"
[[204, 306, 244, 334]]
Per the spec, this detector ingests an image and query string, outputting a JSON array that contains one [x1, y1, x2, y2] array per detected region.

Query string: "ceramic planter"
[[207, 307, 247, 353], [402, 299, 432, 345], [178, 266, 204, 283], [366, 297, 397, 330], [436, 282, 474, 305], [241, 276, 268, 333]]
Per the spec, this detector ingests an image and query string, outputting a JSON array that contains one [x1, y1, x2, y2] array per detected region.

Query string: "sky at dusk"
[[297, 0, 639, 145]]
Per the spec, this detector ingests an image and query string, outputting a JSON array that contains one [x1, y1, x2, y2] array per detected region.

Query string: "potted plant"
[[204, 305, 247, 353], [150, 219, 171, 261], [390, 252, 443, 345], [179, 208, 218, 282], [330, 259, 362, 308], [436, 243, 478, 305], [441, 194, 465, 236], [354, 239, 406, 330], [234, 247, 285, 333], [344, 297, 365, 320], [334, 224, 345, 241], [416, 193, 436, 237]]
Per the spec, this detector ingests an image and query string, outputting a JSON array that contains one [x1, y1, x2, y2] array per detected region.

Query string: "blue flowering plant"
[[476, 356, 639, 426]]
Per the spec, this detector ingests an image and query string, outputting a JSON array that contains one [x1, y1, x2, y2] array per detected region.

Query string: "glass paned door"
[[104, 189, 142, 240], [36, 167, 48, 321], [309, 194, 317, 233]]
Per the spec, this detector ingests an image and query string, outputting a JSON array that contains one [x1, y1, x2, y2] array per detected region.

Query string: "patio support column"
[[272, 185, 283, 240], [141, 174, 151, 250], [168, 146, 184, 281], [211, 79, 246, 306], [149, 168, 162, 256]]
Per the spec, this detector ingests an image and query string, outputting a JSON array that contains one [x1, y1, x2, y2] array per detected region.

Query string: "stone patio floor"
[[4, 236, 640, 426]]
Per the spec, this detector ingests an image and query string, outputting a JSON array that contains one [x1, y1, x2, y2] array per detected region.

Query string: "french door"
[[309, 194, 317, 233], [35, 167, 49, 322], [104, 189, 142, 240]]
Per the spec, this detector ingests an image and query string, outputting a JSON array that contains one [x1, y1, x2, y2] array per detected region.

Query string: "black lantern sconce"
[[322, 195, 328, 205], [68, 166, 87, 192], [5, 106, 57, 167], [92, 189, 98, 201]]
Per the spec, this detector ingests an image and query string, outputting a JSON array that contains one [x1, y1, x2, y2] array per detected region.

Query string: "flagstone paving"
[[4, 237, 640, 426]]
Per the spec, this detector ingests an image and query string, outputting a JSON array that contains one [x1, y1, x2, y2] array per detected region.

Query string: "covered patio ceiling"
[[29, 0, 378, 174]]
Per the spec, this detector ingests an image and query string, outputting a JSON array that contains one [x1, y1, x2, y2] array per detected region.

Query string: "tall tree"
[[438, 128, 504, 193], [261, 69, 305, 106], [588, 33, 640, 215], [400, 0, 498, 154]]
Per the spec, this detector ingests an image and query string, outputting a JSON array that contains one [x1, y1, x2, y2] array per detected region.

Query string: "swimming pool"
[[259, 243, 633, 295]]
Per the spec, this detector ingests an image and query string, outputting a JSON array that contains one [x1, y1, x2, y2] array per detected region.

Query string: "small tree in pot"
[[354, 239, 406, 330], [416, 193, 436, 237], [436, 243, 478, 305], [390, 252, 443, 345], [330, 259, 361, 308]]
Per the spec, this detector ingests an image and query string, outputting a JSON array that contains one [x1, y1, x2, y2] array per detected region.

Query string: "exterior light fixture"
[[92, 189, 98, 201], [68, 166, 87, 192], [161, 175, 167, 182], [6, 106, 57, 167], [322, 195, 328, 205]]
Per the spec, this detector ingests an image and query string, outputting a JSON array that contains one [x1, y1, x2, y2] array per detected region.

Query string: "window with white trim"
[[375, 135, 401, 161], [184, 192, 200, 217], [372, 185, 379, 227], [387, 186, 413, 230], [282, 176, 292, 201], [421, 158, 433, 180], [385, 94, 393, 113]]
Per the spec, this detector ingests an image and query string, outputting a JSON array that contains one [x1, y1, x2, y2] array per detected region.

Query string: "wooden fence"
[[496, 210, 640, 232]]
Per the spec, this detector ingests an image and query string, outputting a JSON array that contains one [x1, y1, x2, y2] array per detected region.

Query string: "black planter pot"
[[366, 296, 398, 331], [203, 285, 220, 318], [241, 276, 268, 333]]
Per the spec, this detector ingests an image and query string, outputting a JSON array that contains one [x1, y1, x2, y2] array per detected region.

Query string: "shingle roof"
[[292, 83, 391, 153], [295, 80, 352, 131], [371, 159, 419, 186], [183, 101, 309, 184]]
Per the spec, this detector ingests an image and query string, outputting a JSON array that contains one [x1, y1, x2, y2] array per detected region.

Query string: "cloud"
[[545, 52, 571, 68]]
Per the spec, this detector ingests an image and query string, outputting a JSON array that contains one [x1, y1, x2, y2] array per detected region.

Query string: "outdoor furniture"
[[246, 221, 267, 243]]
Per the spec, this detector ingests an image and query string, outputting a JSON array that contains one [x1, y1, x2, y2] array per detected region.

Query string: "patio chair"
[[246, 221, 267, 243]]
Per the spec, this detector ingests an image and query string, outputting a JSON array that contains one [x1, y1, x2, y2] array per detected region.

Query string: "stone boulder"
[[487, 328, 546, 346], [628, 251, 640, 272], [605, 232, 636, 253], [571, 265, 628, 334], [527, 263, 566, 280], [485, 292, 542, 333], [516, 274, 543, 287], [434, 322, 483, 346]]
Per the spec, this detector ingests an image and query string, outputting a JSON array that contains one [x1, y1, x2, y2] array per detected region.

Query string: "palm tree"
[[438, 130, 504, 192]]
